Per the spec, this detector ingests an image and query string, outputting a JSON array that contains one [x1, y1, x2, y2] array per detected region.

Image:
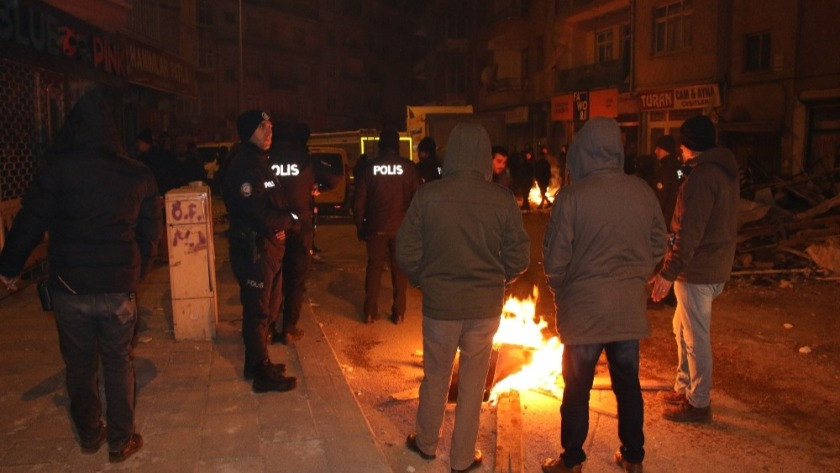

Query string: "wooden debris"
[[495, 390, 524, 473]]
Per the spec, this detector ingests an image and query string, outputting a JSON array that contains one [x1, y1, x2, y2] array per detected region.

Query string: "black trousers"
[[231, 247, 284, 371], [52, 290, 138, 448], [280, 221, 314, 332], [364, 232, 407, 318]]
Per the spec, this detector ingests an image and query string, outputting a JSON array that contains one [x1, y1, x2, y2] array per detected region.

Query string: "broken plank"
[[495, 390, 524, 473]]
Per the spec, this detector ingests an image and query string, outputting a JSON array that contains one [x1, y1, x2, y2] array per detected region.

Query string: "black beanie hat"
[[379, 129, 400, 152], [418, 136, 436, 154], [655, 134, 676, 154], [679, 115, 716, 152], [237, 109, 270, 143]]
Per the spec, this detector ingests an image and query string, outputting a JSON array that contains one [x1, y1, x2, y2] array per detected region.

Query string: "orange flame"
[[527, 181, 560, 209], [490, 287, 564, 403]]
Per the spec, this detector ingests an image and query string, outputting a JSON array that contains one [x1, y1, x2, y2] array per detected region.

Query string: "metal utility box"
[[164, 186, 218, 340]]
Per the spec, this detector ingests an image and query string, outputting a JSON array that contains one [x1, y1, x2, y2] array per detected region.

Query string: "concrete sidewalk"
[[0, 252, 392, 472]]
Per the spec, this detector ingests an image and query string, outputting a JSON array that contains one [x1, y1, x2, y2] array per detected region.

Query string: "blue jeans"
[[52, 290, 138, 448], [560, 341, 644, 467], [672, 281, 724, 408]]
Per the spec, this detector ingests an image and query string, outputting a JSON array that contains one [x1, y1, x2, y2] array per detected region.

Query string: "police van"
[[308, 130, 413, 215], [308, 146, 350, 215]]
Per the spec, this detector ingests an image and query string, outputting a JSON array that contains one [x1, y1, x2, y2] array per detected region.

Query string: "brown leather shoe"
[[663, 400, 712, 423], [658, 390, 686, 405], [614, 450, 643, 473], [541, 457, 582, 473], [109, 433, 143, 463], [406, 433, 436, 460], [451, 449, 482, 472]]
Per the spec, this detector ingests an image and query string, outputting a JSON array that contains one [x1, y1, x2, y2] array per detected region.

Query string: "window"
[[744, 32, 771, 71], [535, 36, 545, 71], [596, 29, 614, 63], [653, 0, 692, 54], [446, 62, 466, 95], [198, 45, 213, 69], [197, 1, 212, 26]]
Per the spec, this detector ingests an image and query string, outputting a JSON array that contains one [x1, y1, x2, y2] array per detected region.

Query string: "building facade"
[[416, 0, 839, 180], [193, 0, 423, 141], [0, 0, 197, 206]]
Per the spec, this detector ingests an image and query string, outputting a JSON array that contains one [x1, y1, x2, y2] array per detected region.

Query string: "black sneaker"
[[252, 368, 297, 393], [80, 424, 107, 454], [109, 433, 143, 463], [244, 361, 286, 380]]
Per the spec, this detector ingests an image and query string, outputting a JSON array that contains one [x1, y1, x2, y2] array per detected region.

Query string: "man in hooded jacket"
[[542, 117, 666, 473], [396, 123, 530, 473], [650, 115, 739, 423], [0, 87, 161, 462]]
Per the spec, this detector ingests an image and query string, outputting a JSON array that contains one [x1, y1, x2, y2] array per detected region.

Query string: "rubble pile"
[[734, 167, 840, 278]]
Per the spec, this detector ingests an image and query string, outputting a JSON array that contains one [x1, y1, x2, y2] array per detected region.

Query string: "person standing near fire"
[[0, 87, 161, 462], [542, 117, 666, 473], [396, 122, 530, 473], [223, 109, 299, 393], [416, 136, 442, 184], [268, 120, 341, 345], [647, 134, 682, 307], [354, 129, 420, 324], [650, 115, 739, 423], [491, 145, 513, 190]]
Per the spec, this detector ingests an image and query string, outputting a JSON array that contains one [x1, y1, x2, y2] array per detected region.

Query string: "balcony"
[[554, 59, 629, 93]]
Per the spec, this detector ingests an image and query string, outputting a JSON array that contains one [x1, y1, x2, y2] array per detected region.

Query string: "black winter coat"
[[222, 142, 297, 258], [0, 89, 162, 294], [354, 150, 420, 236]]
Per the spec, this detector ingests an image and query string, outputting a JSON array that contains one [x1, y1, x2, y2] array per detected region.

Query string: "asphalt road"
[[304, 213, 837, 473]]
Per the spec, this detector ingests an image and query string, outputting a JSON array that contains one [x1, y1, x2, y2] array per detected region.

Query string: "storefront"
[[637, 83, 722, 155]]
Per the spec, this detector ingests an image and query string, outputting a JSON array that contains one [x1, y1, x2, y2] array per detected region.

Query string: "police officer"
[[354, 129, 421, 324], [223, 109, 298, 393], [268, 120, 341, 344]]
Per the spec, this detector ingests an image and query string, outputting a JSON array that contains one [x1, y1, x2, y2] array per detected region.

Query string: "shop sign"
[[505, 106, 529, 124], [552, 88, 619, 121], [589, 88, 618, 118], [551, 94, 574, 121], [124, 38, 197, 96], [574, 91, 589, 121], [0, 0, 125, 77], [640, 83, 721, 111]]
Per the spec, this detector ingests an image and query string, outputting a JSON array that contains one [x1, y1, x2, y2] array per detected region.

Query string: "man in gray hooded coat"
[[396, 123, 530, 473], [542, 117, 666, 473]]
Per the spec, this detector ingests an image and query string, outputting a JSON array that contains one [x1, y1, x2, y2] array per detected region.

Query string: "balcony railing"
[[554, 59, 629, 93]]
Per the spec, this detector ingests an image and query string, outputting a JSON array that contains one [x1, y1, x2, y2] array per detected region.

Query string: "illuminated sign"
[[639, 83, 721, 111]]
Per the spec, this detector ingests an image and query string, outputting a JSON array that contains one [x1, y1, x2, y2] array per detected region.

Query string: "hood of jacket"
[[50, 87, 125, 157], [442, 122, 492, 180], [688, 147, 739, 178], [567, 116, 624, 181]]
